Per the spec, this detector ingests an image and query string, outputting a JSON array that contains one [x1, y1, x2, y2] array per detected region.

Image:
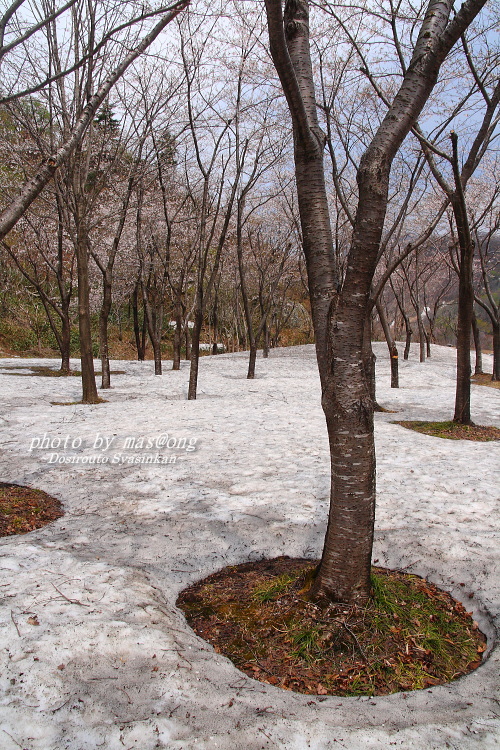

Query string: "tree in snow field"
[[265, 0, 488, 603]]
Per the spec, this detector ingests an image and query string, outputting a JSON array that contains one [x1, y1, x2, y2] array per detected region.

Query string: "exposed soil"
[[177, 556, 486, 697], [395, 420, 500, 441], [0, 365, 126, 377], [50, 399, 108, 405], [472, 373, 500, 390], [0, 482, 63, 536]]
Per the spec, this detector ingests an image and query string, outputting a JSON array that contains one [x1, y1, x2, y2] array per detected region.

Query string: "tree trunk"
[[132, 285, 145, 361], [188, 300, 203, 400], [211, 295, 219, 355], [310, 300, 375, 603], [492, 321, 499, 381], [141, 283, 162, 375], [60, 311, 71, 373], [403, 313, 412, 360], [376, 299, 399, 388], [247, 344, 257, 379], [263, 321, 270, 359], [363, 315, 381, 409], [471, 310, 483, 375], [172, 302, 182, 371], [75, 219, 99, 404], [236, 197, 259, 379], [451, 134, 475, 425], [99, 270, 112, 389], [265, 0, 487, 603]]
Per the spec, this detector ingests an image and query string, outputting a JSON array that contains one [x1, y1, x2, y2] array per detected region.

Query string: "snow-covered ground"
[[0, 343, 498, 750]]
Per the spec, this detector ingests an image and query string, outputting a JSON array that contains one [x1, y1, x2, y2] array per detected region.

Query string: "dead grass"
[[0, 365, 125, 377], [177, 556, 486, 697], [50, 398, 108, 405], [395, 420, 500, 441], [472, 373, 500, 390], [0, 482, 63, 536]]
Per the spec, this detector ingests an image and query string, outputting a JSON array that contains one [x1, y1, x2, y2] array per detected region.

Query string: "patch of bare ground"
[[0, 482, 63, 536], [395, 421, 500, 441], [472, 373, 500, 390], [177, 556, 486, 697], [0, 365, 125, 377]]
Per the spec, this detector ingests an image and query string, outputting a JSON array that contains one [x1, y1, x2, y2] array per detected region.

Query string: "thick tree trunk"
[[310, 300, 375, 603], [471, 310, 483, 375], [75, 221, 99, 404]]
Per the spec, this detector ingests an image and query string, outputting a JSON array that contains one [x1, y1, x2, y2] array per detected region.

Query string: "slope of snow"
[[0, 343, 498, 749]]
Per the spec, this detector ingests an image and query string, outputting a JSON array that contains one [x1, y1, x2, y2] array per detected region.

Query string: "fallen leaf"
[[27, 615, 39, 626]]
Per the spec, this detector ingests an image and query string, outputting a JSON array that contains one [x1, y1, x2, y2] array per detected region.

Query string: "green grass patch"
[[177, 557, 487, 697]]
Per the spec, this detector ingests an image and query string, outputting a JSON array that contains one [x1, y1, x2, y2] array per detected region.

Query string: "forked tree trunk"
[[265, 0, 486, 603]]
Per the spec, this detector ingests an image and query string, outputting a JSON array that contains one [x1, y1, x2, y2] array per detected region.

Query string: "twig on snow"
[[10, 610, 21, 637]]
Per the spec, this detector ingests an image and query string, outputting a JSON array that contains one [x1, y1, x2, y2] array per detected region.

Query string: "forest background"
[[0, 0, 498, 394]]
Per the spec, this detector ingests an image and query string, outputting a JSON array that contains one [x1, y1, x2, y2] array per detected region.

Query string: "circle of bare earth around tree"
[[394, 421, 500, 441], [0, 482, 63, 536], [177, 556, 488, 697], [471, 373, 500, 390]]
